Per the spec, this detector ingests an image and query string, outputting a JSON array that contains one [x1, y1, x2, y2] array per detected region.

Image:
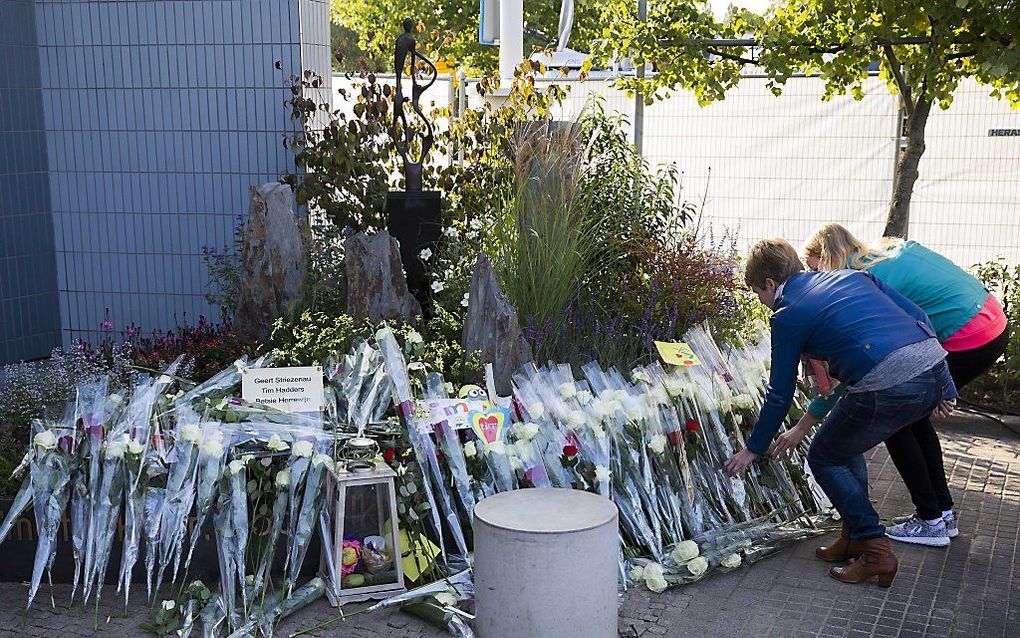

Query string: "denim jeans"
[[807, 361, 955, 540]]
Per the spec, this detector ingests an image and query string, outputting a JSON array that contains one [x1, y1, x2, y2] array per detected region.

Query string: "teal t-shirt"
[[806, 241, 987, 420]]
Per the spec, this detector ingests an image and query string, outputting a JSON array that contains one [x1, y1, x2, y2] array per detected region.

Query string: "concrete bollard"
[[474, 488, 619, 638]]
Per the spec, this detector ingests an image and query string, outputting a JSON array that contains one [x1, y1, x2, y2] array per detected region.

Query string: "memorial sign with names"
[[241, 366, 324, 413]]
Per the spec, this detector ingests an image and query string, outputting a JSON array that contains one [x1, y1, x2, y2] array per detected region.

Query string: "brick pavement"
[[1, 413, 1016, 638]]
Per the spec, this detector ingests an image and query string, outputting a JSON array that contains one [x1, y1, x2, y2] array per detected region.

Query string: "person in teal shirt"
[[770, 224, 1009, 548]]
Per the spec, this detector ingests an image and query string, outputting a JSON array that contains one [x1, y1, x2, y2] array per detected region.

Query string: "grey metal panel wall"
[[0, 0, 62, 364], [34, 0, 331, 347]]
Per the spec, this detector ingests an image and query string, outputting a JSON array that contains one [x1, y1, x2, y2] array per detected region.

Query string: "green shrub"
[[967, 259, 1020, 409]]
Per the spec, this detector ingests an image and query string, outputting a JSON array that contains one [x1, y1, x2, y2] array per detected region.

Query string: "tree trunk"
[[884, 97, 932, 238]]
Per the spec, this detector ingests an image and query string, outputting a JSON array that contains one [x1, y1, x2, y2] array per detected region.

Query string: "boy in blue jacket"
[[724, 239, 957, 587]]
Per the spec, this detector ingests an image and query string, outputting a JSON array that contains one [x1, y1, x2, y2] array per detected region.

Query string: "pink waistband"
[[943, 294, 1007, 352]]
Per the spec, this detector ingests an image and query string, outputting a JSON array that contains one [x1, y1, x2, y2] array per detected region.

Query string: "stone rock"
[[236, 183, 310, 340], [463, 253, 532, 395], [345, 231, 422, 323]]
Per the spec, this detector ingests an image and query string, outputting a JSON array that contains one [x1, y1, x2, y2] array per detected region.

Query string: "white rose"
[[628, 565, 645, 581], [721, 553, 742, 569], [566, 411, 586, 428], [645, 575, 669, 593], [180, 423, 202, 444], [292, 440, 314, 458], [201, 438, 225, 458], [664, 377, 685, 398], [228, 459, 245, 475], [162, 600, 176, 611], [558, 383, 577, 399], [642, 562, 664, 580], [126, 439, 145, 456], [515, 422, 540, 442], [463, 441, 477, 458], [312, 453, 335, 470], [486, 441, 506, 455], [606, 400, 623, 415], [275, 469, 291, 488], [527, 403, 545, 419], [671, 540, 699, 563], [575, 390, 593, 405], [594, 465, 611, 484], [648, 434, 667, 455], [732, 394, 755, 411], [374, 326, 394, 343], [33, 430, 58, 452], [266, 434, 290, 452], [686, 556, 709, 577], [105, 440, 126, 459], [406, 330, 424, 344]]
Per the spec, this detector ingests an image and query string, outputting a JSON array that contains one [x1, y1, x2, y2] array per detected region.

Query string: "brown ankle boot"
[[828, 536, 898, 587], [815, 526, 863, 562]]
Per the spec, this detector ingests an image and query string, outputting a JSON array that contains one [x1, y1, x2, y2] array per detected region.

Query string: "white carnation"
[[566, 410, 586, 428], [201, 438, 225, 458], [105, 440, 127, 459], [527, 403, 545, 419], [180, 423, 202, 444], [33, 430, 57, 452], [648, 434, 667, 455], [292, 440, 314, 458], [671, 540, 699, 563]]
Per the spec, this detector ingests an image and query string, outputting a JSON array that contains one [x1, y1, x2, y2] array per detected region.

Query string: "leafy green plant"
[[967, 259, 1020, 409]]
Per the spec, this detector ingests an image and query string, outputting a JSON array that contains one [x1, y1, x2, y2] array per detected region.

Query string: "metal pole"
[[457, 70, 467, 167], [633, 0, 647, 155]]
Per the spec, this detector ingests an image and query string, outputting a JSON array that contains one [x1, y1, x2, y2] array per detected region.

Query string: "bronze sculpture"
[[393, 17, 437, 193]]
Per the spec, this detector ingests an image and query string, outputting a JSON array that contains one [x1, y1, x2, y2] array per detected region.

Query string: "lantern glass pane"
[[340, 482, 398, 587]]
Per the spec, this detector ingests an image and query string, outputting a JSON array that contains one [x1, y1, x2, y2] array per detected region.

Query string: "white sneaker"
[[891, 511, 959, 539], [886, 515, 950, 547]]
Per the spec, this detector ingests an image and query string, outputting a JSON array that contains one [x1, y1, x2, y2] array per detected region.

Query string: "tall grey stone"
[[235, 183, 310, 340], [344, 231, 422, 323], [463, 253, 532, 395]]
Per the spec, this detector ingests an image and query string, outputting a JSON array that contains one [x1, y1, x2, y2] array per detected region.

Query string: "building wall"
[[32, 0, 330, 351], [0, 0, 62, 363]]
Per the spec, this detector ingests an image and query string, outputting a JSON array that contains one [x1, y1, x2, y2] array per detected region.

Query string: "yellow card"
[[655, 341, 702, 367]]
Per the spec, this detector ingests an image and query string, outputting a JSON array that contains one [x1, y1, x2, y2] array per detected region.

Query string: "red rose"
[[666, 430, 684, 446], [685, 420, 700, 432], [563, 444, 578, 458], [383, 448, 396, 463]]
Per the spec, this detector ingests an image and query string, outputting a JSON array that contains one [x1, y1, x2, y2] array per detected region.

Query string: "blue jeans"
[[807, 361, 955, 540]]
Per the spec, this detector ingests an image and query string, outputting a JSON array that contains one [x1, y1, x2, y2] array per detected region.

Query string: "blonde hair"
[[745, 239, 804, 289], [803, 223, 903, 271]]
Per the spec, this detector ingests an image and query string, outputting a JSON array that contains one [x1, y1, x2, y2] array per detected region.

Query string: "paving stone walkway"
[[1, 412, 1016, 638]]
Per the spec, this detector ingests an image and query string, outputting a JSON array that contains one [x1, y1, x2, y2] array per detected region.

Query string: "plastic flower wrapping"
[[0, 320, 836, 637]]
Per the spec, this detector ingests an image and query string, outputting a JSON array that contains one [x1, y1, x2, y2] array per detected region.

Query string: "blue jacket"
[[745, 270, 938, 455]]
